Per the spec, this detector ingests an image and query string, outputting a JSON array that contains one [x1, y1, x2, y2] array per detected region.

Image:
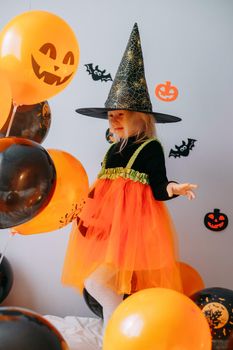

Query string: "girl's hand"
[[166, 182, 197, 200]]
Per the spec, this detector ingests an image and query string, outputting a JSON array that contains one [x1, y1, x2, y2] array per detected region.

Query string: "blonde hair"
[[134, 112, 156, 140], [114, 111, 156, 151]]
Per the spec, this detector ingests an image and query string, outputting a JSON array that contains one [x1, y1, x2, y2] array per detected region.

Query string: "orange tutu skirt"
[[62, 177, 182, 294]]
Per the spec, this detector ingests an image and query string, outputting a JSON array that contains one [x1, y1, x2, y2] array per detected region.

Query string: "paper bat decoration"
[[169, 138, 196, 158], [84, 63, 113, 82]]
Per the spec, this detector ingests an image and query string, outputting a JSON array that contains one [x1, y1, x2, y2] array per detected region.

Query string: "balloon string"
[[0, 231, 15, 267], [6, 104, 18, 137]]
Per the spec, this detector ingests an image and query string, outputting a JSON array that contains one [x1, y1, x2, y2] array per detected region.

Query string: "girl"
[[62, 109, 197, 329], [62, 23, 197, 330]]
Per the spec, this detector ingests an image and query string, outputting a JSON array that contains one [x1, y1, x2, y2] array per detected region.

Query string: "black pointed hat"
[[76, 23, 181, 123]]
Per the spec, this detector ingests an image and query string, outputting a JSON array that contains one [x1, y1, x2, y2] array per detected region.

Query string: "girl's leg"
[[84, 266, 123, 331]]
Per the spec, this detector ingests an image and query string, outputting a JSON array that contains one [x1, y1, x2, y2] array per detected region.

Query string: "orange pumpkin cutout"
[[155, 81, 178, 102], [0, 11, 79, 105]]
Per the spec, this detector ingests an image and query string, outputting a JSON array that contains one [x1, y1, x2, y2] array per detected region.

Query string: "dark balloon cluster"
[[0, 307, 68, 350], [84, 286, 233, 349]]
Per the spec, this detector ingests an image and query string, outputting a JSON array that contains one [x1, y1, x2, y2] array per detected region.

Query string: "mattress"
[[44, 315, 103, 350]]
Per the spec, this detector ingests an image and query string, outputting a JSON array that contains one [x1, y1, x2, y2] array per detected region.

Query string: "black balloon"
[[0, 101, 51, 144], [191, 287, 233, 342], [0, 137, 56, 228], [83, 287, 103, 318], [105, 128, 115, 144], [0, 307, 68, 350], [0, 255, 13, 303]]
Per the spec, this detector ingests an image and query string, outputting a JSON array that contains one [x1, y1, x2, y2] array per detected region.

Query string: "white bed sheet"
[[44, 315, 103, 350]]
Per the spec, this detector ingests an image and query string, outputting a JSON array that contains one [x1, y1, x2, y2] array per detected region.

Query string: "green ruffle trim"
[[98, 167, 149, 184]]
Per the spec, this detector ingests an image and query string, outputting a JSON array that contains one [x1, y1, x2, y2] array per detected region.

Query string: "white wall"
[[0, 0, 232, 317]]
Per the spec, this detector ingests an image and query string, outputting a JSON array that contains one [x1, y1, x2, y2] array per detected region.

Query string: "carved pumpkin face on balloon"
[[0, 11, 79, 104], [31, 42, 75, 86]]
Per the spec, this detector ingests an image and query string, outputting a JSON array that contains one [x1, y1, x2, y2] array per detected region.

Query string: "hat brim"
[[76, 108, 181, 123]]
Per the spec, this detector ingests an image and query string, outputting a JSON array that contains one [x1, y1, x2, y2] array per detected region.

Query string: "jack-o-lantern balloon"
[[204, 208, 228, 232], [155, 81, 178, 102], [0, 11, 79, 105]]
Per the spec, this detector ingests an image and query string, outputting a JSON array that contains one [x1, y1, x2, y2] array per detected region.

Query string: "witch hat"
[[76, 23, 181, 123]]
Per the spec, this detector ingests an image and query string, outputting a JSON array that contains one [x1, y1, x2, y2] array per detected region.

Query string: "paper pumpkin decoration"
[[204, 209, 228, 232], [0, 10, 79, 104], [155, 81, 178, 102], [191, 287, 233, 341]]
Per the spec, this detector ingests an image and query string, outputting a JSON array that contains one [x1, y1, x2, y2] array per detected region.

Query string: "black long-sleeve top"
[[105, 136, 178, 201]]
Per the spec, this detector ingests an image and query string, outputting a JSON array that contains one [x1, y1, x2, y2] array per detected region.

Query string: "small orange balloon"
[[103, 288, 212, 350], [14, 150, 89, 234], [0, 11, 79, 105], [0, 75, 12, 129], [179, 261, 205, 297]]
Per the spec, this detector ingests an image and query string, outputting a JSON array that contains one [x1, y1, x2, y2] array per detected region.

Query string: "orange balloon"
[[0, 11, 79, 105], [179, 261, 205, 297], [14, 149, 89, 234], [103, 288, 212, 350], [0, 75, 12, 128]]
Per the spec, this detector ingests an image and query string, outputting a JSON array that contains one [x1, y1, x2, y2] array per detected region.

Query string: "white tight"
[[84, 266, 123, 331]]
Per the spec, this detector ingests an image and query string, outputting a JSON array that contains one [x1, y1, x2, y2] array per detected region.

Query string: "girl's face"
[[108, 110, 144, 139]]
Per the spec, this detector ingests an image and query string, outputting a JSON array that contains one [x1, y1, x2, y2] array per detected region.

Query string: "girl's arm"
[[166, 182, 197, 200], [143, 140, 197, 201]]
